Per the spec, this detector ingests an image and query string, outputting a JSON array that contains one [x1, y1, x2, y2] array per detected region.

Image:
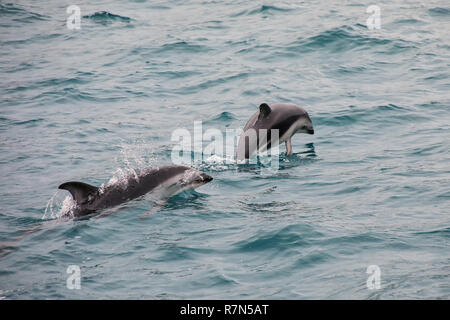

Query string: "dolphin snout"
[[201, 173, 213, 183]]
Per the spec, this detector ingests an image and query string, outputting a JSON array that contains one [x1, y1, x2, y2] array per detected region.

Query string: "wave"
[[5, 77, 90, 93], [232, 4, 294, 17], [154, 41, 211, 54], [150, 70, 201, 80], [313, 104, 427, 128], [14, 118, 45, 127], [394, 18, 426, 25], [82, 11, 132, 25], [414, 227, 450, 238], [0, 3, 49, 24], [283, 25, 416, 55], [179, 72, 249, 93], [428, 7, 450, 16], [31, 87, 129, 104], [232, 224, 320, 253], [204, 111, 237, 125]]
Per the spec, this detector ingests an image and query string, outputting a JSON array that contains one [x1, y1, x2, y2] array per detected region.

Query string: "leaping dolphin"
[[59, 165, 213, 217], [236, 103, 314, 160]]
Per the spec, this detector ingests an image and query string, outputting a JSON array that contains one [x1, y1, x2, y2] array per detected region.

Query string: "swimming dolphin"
[[236, 103, 314, 160], [59, 165, 213, 217], [0, 165, 212, 258]]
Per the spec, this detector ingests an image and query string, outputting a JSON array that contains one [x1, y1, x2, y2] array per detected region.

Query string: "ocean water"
[[0, 0, 449, 299]]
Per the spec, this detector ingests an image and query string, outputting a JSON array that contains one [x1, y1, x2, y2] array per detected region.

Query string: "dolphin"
[[236, 103, 314, 160], [0, 165, 212, 258], [59, 165, 213, 217]]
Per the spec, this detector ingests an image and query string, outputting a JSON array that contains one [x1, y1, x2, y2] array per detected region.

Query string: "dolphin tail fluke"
[[59, 181, 98, 204]]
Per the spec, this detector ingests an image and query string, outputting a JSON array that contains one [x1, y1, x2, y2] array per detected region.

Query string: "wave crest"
[[82, 11, 131, 25]]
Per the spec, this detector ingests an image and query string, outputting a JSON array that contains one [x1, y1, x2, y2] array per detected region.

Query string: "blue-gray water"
[[1, 0, 449, 299]]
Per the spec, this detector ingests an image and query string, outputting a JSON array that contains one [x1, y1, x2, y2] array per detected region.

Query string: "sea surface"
[[0, 0, 449, 299]]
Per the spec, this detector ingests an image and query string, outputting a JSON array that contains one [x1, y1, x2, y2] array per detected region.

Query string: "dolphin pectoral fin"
[[285, 139, 292, 156], [58, 181, 98, 205], [258, 103, 271, 120], [139, 200, 167, 219]]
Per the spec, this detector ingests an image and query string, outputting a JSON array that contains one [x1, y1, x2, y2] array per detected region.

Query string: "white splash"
[[99, 139, 161, 191], [202, 154, 234, 171], [182, 168, 199, 183], [116, 139, 157, 172], [43, 192, 77, 220]]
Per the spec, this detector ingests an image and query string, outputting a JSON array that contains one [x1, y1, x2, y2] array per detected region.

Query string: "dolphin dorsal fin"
[[258, 103, 271, 120], [59, 181, 98, 204]]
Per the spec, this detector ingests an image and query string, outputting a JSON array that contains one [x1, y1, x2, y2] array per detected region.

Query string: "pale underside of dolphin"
[[236, 103, 314, 160], [59, 165, 213, 218]]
